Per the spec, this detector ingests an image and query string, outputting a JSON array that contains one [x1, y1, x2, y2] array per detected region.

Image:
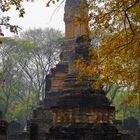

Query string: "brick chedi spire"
[[64, 0, 89, 39], [61, 0, 89, 66], [45, 0, 90, 94]]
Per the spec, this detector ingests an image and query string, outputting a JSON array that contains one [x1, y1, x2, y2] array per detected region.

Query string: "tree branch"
[[125, 0, 140, 11], [124, 11, 135, 35]]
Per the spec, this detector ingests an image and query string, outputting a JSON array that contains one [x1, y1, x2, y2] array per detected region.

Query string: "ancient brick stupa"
[[29, 0, 132, 140], [43, 0, 125, 140]]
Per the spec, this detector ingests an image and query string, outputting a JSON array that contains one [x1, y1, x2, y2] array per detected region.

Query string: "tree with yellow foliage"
[[75, 0, 140, 105]]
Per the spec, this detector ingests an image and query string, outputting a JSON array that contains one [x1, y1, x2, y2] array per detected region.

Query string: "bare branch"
[[124, 11, 135, 35], [125, 0, 140, 11]]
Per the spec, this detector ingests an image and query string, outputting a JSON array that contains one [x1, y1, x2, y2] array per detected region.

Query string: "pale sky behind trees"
[[2, 0, 65, 37]]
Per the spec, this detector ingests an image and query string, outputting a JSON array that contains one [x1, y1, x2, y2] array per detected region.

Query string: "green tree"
[[108, 89, 140, 122], [0, 28, 63, 123], [0, 39, 36, 121], [20, 28, 64, 100]]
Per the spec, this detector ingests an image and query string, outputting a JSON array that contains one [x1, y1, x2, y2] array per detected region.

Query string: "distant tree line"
[[0, 28, 64, 125]]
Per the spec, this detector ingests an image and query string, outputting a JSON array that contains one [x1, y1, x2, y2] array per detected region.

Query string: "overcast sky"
[[2, 0, 65, 37]]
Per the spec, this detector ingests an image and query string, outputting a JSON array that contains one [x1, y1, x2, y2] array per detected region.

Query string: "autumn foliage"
[[75, 0, 140, 102]]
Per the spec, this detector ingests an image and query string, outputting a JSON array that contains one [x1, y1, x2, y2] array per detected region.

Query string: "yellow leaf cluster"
[[76, 0, 140, 96], [125, 94, 139, 107]]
